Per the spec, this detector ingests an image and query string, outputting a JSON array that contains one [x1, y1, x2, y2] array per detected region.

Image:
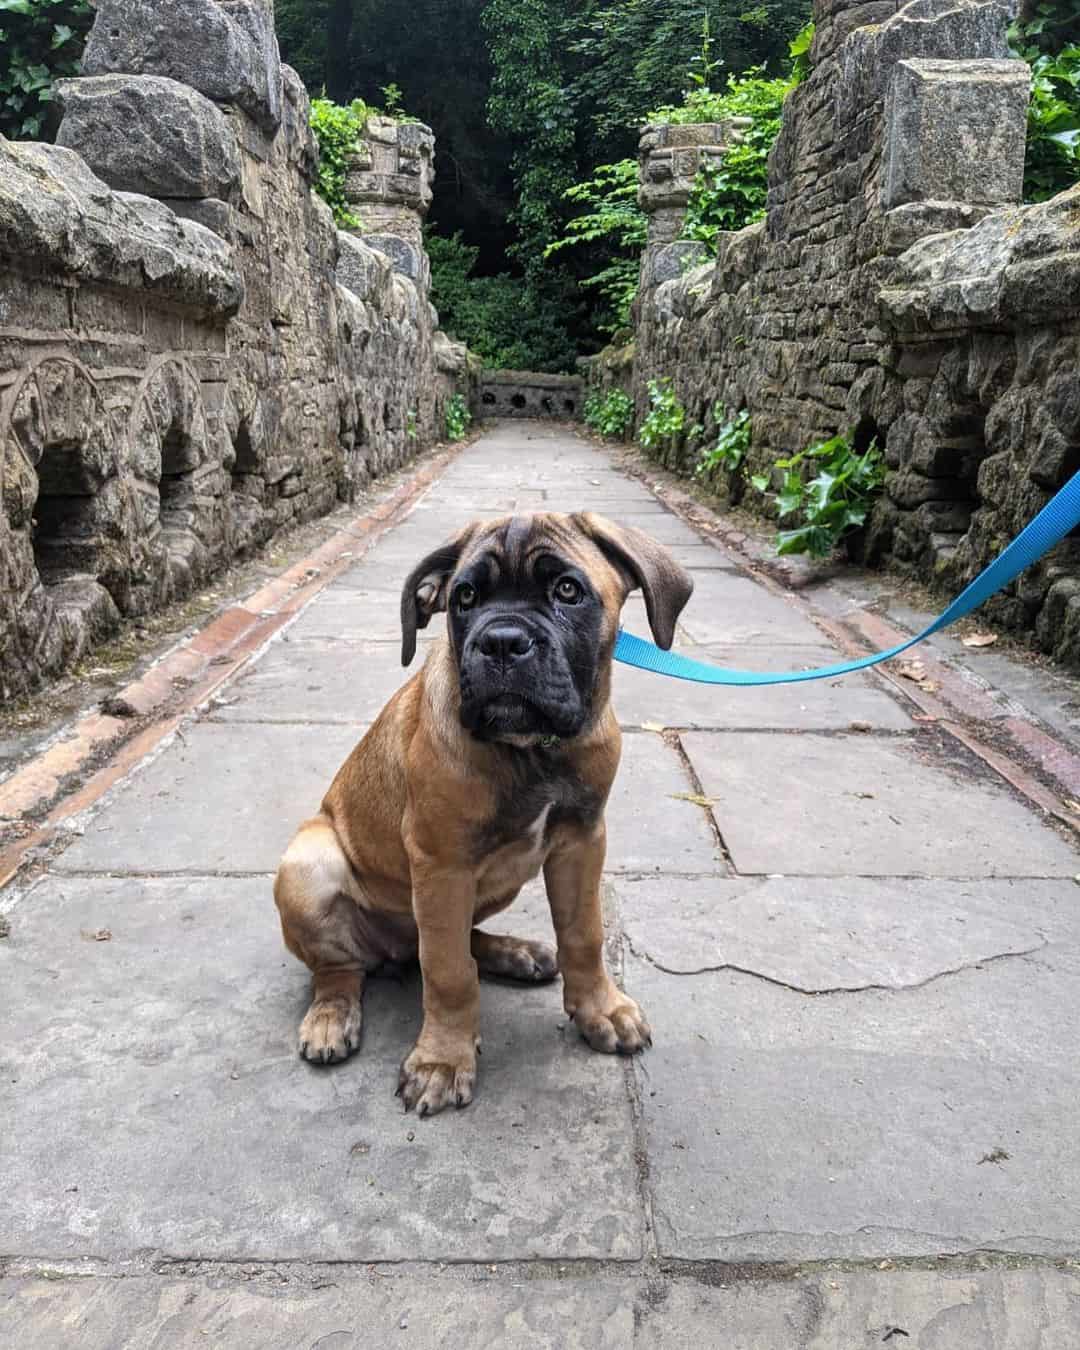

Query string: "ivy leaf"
[[0, 0, 34, 13], [51, 22, 74, 46]]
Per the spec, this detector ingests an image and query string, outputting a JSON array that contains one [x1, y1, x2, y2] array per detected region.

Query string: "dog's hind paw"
[[299, 995, 362, 1065], [472, 931, 558, 983]]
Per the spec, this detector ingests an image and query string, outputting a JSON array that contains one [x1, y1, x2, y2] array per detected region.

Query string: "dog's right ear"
[[400, 525, 477, 666]]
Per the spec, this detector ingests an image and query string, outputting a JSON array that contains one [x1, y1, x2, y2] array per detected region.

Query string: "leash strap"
[[614, 469, 1080, 687]]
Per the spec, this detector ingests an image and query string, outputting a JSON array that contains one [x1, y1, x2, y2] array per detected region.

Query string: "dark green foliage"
[[0, 0, 92, 140], [566, 0, 811, 151], [275, 0, 515, 266], [544, 158, 645, 335], [1011, 5, 1080, 202], [751, 434, 885, 558], [427, 230, 580, 371], [583, 387, 634, 439]]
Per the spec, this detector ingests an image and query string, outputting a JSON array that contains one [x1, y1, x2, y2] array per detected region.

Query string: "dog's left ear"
[[400, 524, 478, 666], [573, 512, 693, 650]]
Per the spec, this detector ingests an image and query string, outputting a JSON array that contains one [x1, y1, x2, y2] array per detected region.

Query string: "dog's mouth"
[[459, 689, 577, 742], [478, 693, 545, 736]]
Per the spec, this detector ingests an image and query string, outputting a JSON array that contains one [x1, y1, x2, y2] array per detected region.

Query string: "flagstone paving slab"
[[680, 729, 1080, 877], [0, 876, 641, 1263], [617, 875, 1062, 992], [628, 944, 1080, 1262]]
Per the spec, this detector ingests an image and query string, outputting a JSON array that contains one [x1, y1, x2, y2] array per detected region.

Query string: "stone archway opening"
[[230, 419, 260, 497], [31, 440, 103, 583], [159, 425, 200, 531]]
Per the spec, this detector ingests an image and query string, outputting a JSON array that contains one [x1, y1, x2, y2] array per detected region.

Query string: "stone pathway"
[[4, 421, 1080, 1346]]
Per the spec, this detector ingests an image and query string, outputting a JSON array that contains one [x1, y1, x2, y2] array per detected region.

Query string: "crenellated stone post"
[[636, 119, 751, 290], [344, 116, 435, 289]]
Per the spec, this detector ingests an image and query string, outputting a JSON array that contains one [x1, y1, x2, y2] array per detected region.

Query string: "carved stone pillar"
[[344, 116, 435, 287]]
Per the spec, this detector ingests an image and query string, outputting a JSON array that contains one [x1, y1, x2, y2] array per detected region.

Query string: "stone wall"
[[590, 0, 1080, 666], [478, 371, 583, 421], [0, 0, 469, 702]]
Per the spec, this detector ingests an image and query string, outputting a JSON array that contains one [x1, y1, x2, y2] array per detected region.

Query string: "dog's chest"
[[476, 801, 555, 899]]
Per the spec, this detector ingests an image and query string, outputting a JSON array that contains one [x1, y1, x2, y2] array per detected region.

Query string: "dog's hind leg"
[[274, 815, 368, 1064], [471, 929, 558, 983]]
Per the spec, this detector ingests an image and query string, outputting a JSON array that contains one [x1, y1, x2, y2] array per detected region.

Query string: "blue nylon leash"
[[613, 468, 1080, 687]]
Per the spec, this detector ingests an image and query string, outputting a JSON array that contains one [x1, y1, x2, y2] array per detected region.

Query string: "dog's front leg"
[[543, 822, 652, 1055], [398, 858, 480, 1117]]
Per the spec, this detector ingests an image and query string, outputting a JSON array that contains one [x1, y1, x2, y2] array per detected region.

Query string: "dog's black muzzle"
[[457, 612, 587, 740]]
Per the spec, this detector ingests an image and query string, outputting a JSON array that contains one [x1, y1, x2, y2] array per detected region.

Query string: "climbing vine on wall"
[[0, 0, 92, 141]]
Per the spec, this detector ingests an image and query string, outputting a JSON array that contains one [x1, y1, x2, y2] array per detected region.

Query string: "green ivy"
[[639, 378, 699, 452], [309, 96, 376, 228], [751, 433, 885, 558], [677, 70, 794, 250], [0, 0, 92, 141], [788, 19, 814, 84], [695, 406, 751, 479], [583, 387, 634, 440], [444, 392, 472, 442]]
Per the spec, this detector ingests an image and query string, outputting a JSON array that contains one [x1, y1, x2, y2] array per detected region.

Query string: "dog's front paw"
[[568, 981, 652, 1055], [299, 995, 362, 1064], [397, 1038, 478, 1117]]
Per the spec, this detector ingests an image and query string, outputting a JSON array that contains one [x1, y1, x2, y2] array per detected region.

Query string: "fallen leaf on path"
[[80, 928, 112, 942], [669, 792, 717, 808], [1063, 798, 1080, 814], [961, 632, 998, 648], [641, 721, 665, 733], [897, 661, 938, 693]]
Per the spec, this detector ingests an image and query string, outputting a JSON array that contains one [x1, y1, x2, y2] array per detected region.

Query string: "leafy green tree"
[[565, 0, 809, 153], [0, 0, 92, 140], [544, 158, 645, 334]]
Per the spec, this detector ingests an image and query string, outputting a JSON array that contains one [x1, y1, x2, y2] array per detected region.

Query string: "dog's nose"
[[479, 623, 534, 663]]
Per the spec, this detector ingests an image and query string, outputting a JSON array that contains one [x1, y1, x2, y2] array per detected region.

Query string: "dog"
[[274, 512, 693, 1117]]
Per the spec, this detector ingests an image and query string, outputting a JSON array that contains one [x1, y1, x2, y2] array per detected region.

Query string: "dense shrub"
[[427, 230, 581, 372]]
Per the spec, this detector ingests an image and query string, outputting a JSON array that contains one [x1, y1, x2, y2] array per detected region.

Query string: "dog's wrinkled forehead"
[[456, 513, 619, 594]]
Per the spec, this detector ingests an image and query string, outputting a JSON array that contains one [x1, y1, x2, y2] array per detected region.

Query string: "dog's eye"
[[456, 583, 477, 611], [554, 577, 582, 604]]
